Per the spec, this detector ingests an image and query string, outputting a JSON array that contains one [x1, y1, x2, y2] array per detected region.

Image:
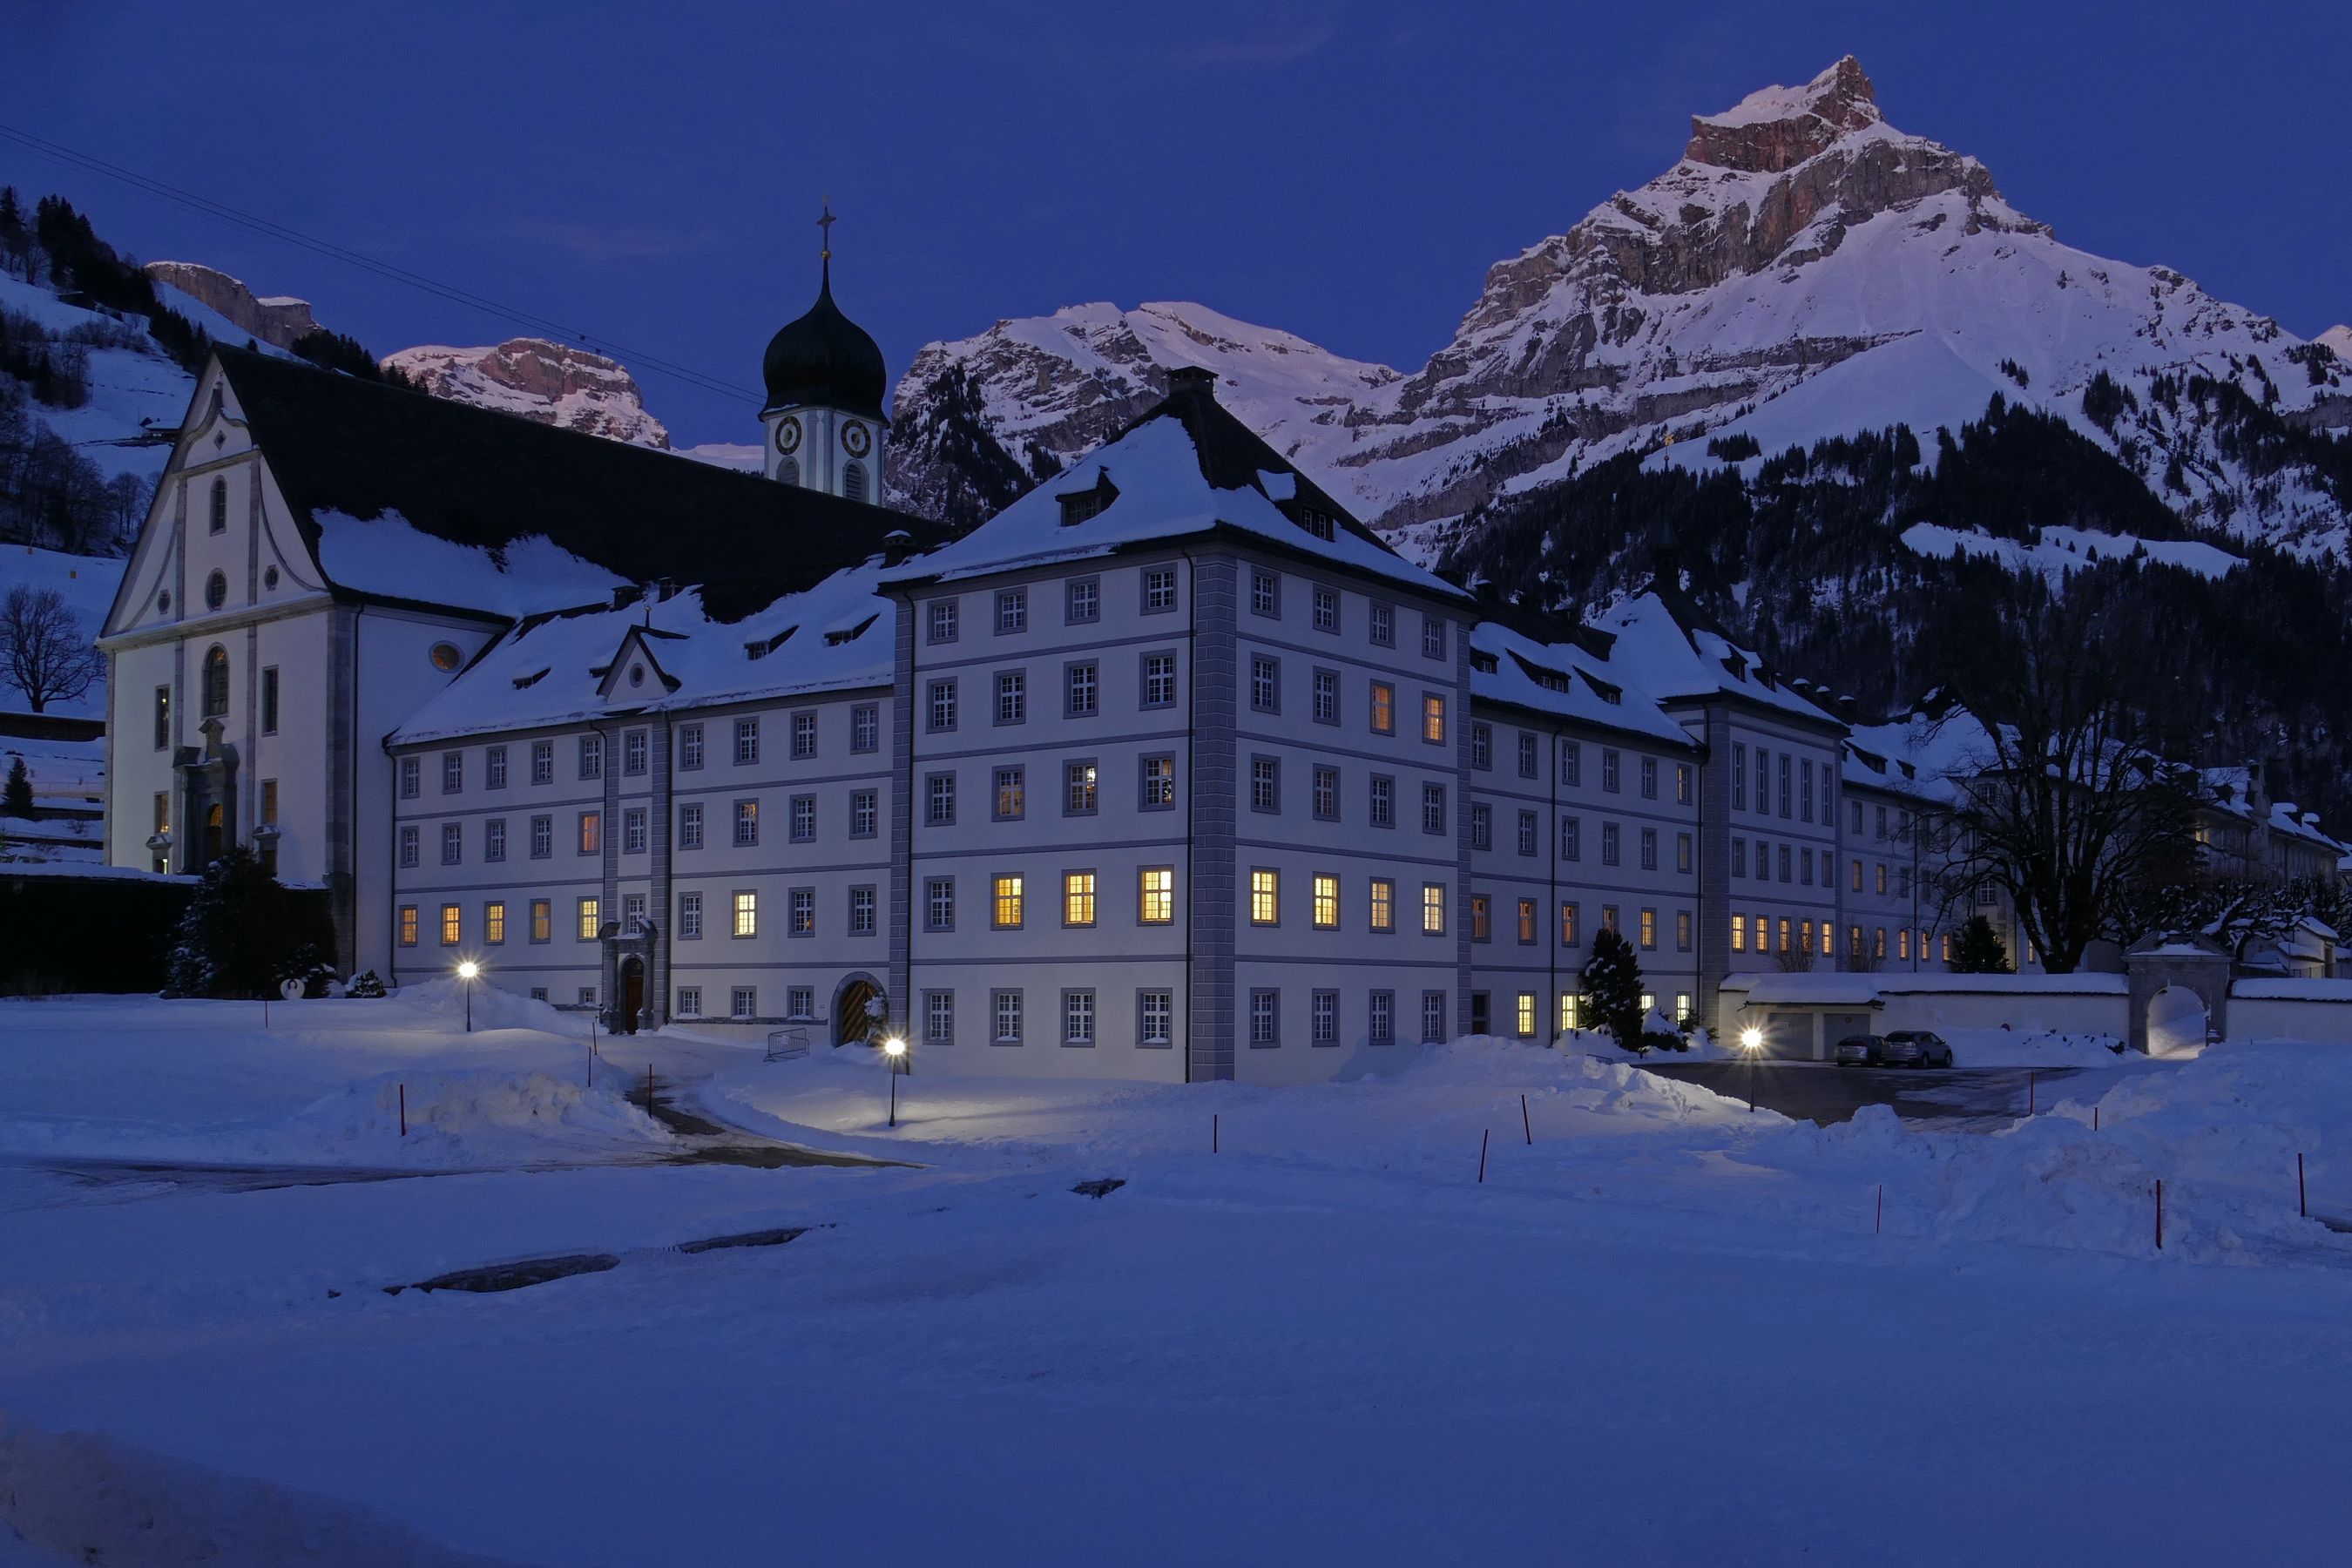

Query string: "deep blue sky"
[[5, 1, 2345, 448]]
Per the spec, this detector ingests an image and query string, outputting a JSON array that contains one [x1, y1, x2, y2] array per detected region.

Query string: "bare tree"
[[1932, 582, 2199, 973], [1, 584, 102, 713]]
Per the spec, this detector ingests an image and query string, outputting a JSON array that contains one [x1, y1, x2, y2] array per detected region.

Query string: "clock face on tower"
[[841, 419, 871, 457], [774, 417, 802, 455]]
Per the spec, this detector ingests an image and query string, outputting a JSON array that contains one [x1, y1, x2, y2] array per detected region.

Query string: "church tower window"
[[208, 477, 227, 535], [843, 460, 868, 504], [777, 456, 800, 487], [200, 645, 230, 718]]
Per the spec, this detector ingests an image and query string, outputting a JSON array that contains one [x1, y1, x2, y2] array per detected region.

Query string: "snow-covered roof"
[[389, 560, 900, 747], [1842, 710, 1995, 804], [1467, 619, 1697, 748], [1586, 591, 1839, 724], [882, 379, 1461, 600], [1721, 971, 2128, 1004]]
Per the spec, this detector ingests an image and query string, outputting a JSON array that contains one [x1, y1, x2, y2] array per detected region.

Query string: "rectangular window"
[[1676, 763, 1693, 805], [578, 811, 600, 855], [1370, 775, 1394, 829], [1139, 867, 1174, 925], [441, 752, 464, 794], [399, 756, 421, 800], [1517, 898, 1537, 944], [992, 990, 1023, 1044], [1422, 614, 1445, 660], [577, 897, 601, 941], [789, 795, 814, 841], [792, 711, 818, 760], [1308, 584, 1339, 634], [1065, 661, 1099, 717], [260, 667, 279, 735], [1250, 756, 1280, 813], [1516, 992, 1537, 1038], [1311, 667, 1338, 724], [1369, 991, 1394, 1044], [927, 679, 957, 733], [1755, 748, 1769, 815], [851, 704, 878, 754], [787, 888, 814, 936], [1562, 740, 1581, 787], [1470, 723, 1491, 770], [1470, 895, 1490, 943], [1422, 991, 1447, 1044], [732, 987, 757, 1021], [485, 902, 508, 947], [624, 729, 648, 776], [1801, 758, 1815, 822], [1779, 844, 1793, 882], [1063, 870, 1097, 927], [1559, 901, 1579, 946], [1249, 655, 1280, 714], [1639, 908, 1657, 950], [1144, 566, 1178, 613], [1639, 827, 1658, 871], [675, 987, 702, 1018], [398, 905, 417, 946], [398, 826, 420, 868], [1639, 756, 1657, 800], [1065, 760, 1098, 814], [926, 772, 956, 825], [1731, 914, 1747, 953], [1140, 754, 1176, 809], [996, 588, 1027, 635], [483, 744, 507, 790], [723, 719, 754, 767], [1734, 837, 1747, 877], [1369, 602, 1394, 646], [1780, 754, 1793, 818], [623, 893, 645, 934], [531, 740, 554, 784], [1065, 576, 1100, 625], [152, 686, 170, 751], [675, 802, 703, 851], [927, 598, 959, 644], [850, 788, 877, 838], [1063, 990, 1096, 1046], [1249, 989, 1280, 1047], [1249, 568, 1279, 617], [529, 899, 551, 943], [1470, 803, 1491, 851], [1601, 749, 1620, 794], [1600, 821, 1619, 867], [1422, 693, 1445, 745], [679, 891, 702, 940], [1142, 652, 1177, 708], [926, 876, 955, 931], [1561, 814, 1580, 862], [1676, 909, 1693, 952], [1369, 877, 1395, 933], [579, 734, 603, 781], [993, 874, 1024, 929], [679, 725, 705, 770], [1139, 990, 1173, 1047], [484, 817, 505, 862], [623, 808, 647, 855], [1518, 732, 1538, 779], [1313, 874, 1339, 929], [1312, 765, 1339, 821], [993, 767, 1025, 821], [529, 815, 551, 859], [717, 799, 749, 848], [995, 670, 1026, 725], [1517, 810, 1538, 857], [1369, 682, 1395, 735], [1602, 905, 1619, 934], [925, 991, 955, 1044], [1677, 832, 1693, 875], [1250, 868, 1279, 926], [1422, 883, 1446, 935], [441, 822, 463, 866], [850, 886, 876, 936], [1560, 993, 1580, 1032], [1311, 989, 1338, 1045], [1423, 783, 1446, 835]]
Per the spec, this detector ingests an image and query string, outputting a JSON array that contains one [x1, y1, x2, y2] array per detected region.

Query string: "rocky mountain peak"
[[1686, 56, 1883, 173], [380, 337, 670, 448], [143, 260, 321, 349]]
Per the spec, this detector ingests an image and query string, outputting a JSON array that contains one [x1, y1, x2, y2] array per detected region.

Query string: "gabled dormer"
[[596, 625, 683, 704], [1058, 470, 1119, 526]]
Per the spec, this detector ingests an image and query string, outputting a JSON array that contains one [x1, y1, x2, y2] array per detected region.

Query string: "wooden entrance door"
[[620, 956, 645, 1034]]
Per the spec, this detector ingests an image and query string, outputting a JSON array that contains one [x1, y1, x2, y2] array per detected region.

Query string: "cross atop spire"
[[817, 198, 835, 287]]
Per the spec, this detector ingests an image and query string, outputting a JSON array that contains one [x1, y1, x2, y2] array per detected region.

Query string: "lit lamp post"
[[1738, 1025, 1764, 1114], [457, 959, 480, 1033], [882, 1036, 907, 1127]]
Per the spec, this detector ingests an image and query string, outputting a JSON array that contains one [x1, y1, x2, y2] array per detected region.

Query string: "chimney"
[[1166, 365, 1218, 400], [611, 585, 644, 611], [883, 529, 917, 566], [653, 578, 681, 603]]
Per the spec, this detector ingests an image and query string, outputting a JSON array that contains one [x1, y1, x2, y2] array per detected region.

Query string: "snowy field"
[[5, 993, 2352, 1565]]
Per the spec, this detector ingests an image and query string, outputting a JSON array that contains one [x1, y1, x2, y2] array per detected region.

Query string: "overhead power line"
[[0, 122, 760, 404]]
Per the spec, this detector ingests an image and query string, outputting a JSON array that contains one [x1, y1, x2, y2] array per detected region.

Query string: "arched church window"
[[201, 645, 229, 718], [842, 460, 868, 504], [204, 571, 227, 612], [777, 456, 800, 487], [209, 477, 227, 535]]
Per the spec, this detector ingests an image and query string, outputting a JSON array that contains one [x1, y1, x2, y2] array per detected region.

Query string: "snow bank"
[[0, 1415, 528, 1566]]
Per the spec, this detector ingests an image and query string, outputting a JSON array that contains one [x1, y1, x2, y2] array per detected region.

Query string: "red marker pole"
[[398, 1082, 407, 1139], [1212, 1113, 1219, 1154], [646, 1062, 655, 1112], [1876, 1185, 1883, 1235], [2155, 1179, 2165, 1251], [2299, 1152, 2308, 1219], [1521, 1093, 1532, 1146], [2028, 1072, 2036, 1117], [1477, 1128, 1490, 1184]]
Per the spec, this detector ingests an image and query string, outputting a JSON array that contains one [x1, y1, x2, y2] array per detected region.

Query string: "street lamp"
[[882, 1035, 907, 1126], [1739, 1026, 1764, 1052], [456, 959, 480, 1033]]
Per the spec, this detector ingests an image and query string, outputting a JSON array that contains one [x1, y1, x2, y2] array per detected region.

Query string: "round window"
[[629, 664, 645, 688], [429, 642, 463, 672], [263, 565, 280, 591], [204, 571, 227, 612]]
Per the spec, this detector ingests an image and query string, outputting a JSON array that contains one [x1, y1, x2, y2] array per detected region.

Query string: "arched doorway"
[[618, 956, 645, 1035], [2146, 985, 2207, 1058], [835, 975, 882, 1047]]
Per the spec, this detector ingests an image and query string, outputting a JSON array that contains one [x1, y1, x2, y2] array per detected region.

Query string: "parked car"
[[1834, 1033, 1887, 1066], [1880, 1030, 1956, 1069]]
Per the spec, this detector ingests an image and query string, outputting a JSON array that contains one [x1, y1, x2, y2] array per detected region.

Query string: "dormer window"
[[1058, 471, 1119, 526], [1294, 505, 1335, 542]]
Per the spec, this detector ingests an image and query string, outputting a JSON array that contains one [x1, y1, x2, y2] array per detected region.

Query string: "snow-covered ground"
[[5, 996, 2352, 1564]]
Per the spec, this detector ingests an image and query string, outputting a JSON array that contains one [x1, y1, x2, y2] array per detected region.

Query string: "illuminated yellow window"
[[1517, 899, 1536, 943], [1800, 919, 1815, 955], [1470, 895, 1490, 941], [1369, 877, 1394, 932], [1639, 991, 1655, 1014], [578, 812, 600, 855], [1421, 882, 1446, 935], [1139, 867, 1173, 924], [1731, 914, 1747, 952], [733, 891, 757, 937], [1898, 928, 1910, 961], [1675, 993, 1693, 1024], [1250, 868, 1279, 925], [1422, 693, 1446, 744], [531, 899, 551, 942], [398, 905, 418, 946], [1777, 917, 1791, 953], [484, 902, 505, 944], [578, 897, 601, 941], [1370, 681, 1395, 734], [993, 875, 1024, 929], [1559, 901, 1578, 944], [440, 903, 461, 946], [1820, 922, 1834, 957], [1515, 992, 1536, 1037], [1313, 874, 1339, 929], [1559, 993, 1579, 1031], [1639, 909, 1657, 949], [1064, 870, 1096, 927]]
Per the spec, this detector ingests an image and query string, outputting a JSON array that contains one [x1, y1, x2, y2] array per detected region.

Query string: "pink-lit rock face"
[[382, 338, 671, 448]]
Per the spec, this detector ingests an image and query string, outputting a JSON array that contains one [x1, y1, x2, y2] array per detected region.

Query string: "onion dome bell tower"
[[761, 203, 889, 503]]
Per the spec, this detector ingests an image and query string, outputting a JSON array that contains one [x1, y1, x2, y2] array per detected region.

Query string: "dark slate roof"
[[216, 346, 945, 622], [760, 264, 889, 422]]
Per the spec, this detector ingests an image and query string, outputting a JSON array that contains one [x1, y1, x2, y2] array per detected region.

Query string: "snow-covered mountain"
[[892, 57, 2352, 559], [142, 261, 321, 350], [380, 338, 671, 448]]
